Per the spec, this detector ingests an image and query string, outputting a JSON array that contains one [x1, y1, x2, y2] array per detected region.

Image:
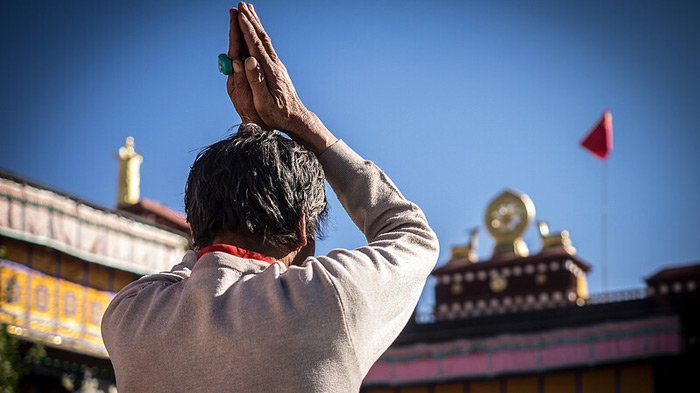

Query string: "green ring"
[[218, 54, 233, 75]]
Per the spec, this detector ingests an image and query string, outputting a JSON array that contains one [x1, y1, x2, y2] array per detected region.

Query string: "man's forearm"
[[290, 111, 337, 156]]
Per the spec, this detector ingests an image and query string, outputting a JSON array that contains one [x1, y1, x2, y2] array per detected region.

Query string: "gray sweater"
[[102, 140, 439, 392]]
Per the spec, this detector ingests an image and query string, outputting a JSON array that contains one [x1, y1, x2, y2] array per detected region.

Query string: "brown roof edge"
[[118, 198, 190, 236], [646, 261, 700, 283], [433, 250, 591, 275]]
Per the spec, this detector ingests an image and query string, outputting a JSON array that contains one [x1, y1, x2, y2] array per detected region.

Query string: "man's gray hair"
[[184, 123, 328, 250]]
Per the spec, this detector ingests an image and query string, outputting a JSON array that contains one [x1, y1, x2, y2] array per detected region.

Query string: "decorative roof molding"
[[0, 175, 187, 275]]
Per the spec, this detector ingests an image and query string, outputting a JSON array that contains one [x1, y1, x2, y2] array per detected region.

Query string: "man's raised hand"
[[236, 2, 336, 155], [227, 7, 268, 128]]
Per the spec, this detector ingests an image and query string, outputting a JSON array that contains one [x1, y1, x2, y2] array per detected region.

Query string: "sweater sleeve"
[[302, 140, 440, 374]]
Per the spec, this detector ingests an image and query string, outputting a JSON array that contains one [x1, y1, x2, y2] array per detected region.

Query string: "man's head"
[[185, 123, 327, 262]]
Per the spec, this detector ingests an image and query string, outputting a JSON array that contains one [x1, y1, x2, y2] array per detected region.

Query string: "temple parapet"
[[0, 171, 188, 275]]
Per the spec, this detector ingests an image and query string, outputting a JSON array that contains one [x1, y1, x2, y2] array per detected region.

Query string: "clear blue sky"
[[2, 1, 699, 310]]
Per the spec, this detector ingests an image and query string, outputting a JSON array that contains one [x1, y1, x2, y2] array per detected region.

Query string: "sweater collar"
[[196, 244, 276, 264]]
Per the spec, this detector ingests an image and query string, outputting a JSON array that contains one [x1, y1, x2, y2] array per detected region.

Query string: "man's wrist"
[[295, 112, 337, 156]]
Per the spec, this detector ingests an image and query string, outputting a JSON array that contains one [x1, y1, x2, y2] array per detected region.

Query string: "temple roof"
[[0, 167, 186, 236], [646, 261, 700, 283], [118, 198, 189, 235], [0, 168, 188, 275], [434, 249, 592, 275]]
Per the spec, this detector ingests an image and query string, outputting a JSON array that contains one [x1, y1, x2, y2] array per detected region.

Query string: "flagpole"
[[601, 161, 608, 292], [581, 110, 613, 293]]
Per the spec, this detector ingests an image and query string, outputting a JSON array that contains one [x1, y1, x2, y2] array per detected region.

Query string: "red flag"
[[581, 111, 613, 160]]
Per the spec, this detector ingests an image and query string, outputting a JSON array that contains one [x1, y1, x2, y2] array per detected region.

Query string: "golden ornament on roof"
[[117, 136, 143, 206], [484, 189, 535, 258]]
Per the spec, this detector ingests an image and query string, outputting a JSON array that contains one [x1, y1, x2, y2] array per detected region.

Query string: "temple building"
[[360, 190, 699, 393], [0, 138, 188, 391], [2, 143, 698, 392]]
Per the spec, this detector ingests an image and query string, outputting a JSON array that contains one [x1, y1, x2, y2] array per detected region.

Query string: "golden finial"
[[450, 227, 479, 263], [117, 136, 143, 206], [537, 220, 576, 255]]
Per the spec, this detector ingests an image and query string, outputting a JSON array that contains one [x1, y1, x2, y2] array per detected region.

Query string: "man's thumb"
[[245, 57, 265, 87], [244, 56, 274, 117]]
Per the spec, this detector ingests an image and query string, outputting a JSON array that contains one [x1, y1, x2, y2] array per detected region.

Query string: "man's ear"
[[296, 214, 308, 249], [290, 214, 314, 267]]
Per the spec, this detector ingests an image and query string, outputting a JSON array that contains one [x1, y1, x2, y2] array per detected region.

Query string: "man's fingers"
[[233, 59, 243, 73], [226, 4, 273, 130], [244, 57, 275, 119], [228, 60, 269, 128], [228, 8, 246, 60], [228, 60, 249, 101], [238, 3, 279, 62], [232, 60, 252, 104], [238, 11, 275, 79]]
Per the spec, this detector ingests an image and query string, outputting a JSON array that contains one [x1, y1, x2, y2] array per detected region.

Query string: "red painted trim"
[[197, 244, 276, 264]]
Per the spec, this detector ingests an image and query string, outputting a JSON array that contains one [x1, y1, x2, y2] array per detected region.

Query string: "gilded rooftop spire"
[[117, 136, 142, 206]]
